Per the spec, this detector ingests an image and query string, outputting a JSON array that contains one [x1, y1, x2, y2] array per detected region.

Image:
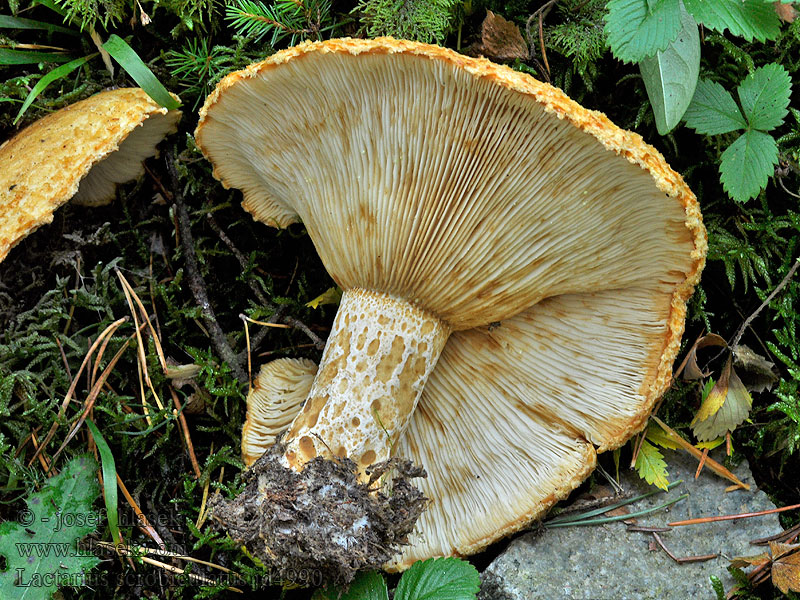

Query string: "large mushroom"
[[197, 38, 706, 572], [0, 88, 181, 263]]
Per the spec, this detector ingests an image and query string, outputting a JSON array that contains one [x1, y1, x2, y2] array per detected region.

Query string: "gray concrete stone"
[[480, 451, 782, 600]]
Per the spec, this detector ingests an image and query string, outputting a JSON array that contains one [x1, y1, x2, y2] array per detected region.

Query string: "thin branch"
[[651, 532, 717, 564], [731, 257, 800, 348], [166, 150, 248, 383]]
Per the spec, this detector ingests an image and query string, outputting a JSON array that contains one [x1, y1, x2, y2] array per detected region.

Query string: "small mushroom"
[[196, 38, 707, 571], [241, 357, 317, 466], [0, 88, 181, 263]]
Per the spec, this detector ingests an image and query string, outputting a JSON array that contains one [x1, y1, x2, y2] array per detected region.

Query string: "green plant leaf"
[[634, 439, 670, 490], [684, 78, 747, 135], [86, 420, 121, 546], [639, 2, 699, 134], [0, 48, 72, 64], [0, 456, 101, 599], [645, 422, 682, 450], [101, 35, 180, 110], [394, 557, 480, 600], [13, 53, 94, 124], [605, 0, 683, 63], [737, 63, 792, 132], [0, 15, 78, 34], [683, 0, 780, 41], [719, 129, 778, 202], [313, 571, 388, 600]]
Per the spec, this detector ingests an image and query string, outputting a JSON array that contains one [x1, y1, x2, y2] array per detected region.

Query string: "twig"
[[651, 532, 718, 563], [166, 150, 247, 383], [731, 257, 799, 349], [669, 502, 800, 527], [750, 522, 800, 545]]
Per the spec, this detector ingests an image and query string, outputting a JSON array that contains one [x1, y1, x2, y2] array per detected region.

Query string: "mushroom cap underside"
[[0, 87, 181, 263], [241, 279, 696, 569], [196, 37, 705, 331]]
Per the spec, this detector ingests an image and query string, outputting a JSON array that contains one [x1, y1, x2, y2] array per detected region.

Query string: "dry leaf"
[[683, 333, 727, 379], [732, 344, 779, 393], [604, 506, 630, 518], [477, 11, 528, 62], [729, 552, 771, 568], [775, 2, 798, 23], [772, 544, 800, 594]]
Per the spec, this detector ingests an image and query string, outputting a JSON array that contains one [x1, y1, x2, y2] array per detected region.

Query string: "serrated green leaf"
[[102, 35, 180, 110], [720, 129, 778, 202], [737, 63, 791, 132], [395, 557, 480, 600], [683, 0, 780, 41], [605, 0, 683, 63], [313, 571, 388, 600], [0, 456, 101, 599], [634, 440, 670, 490], [684, 79, 747, 134], [693, 358, 753, 441], [639, 2, 699, 134], [646, 422, 681, 450]]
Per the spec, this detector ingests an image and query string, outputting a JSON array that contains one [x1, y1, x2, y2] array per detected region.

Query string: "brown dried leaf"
[[729, 552, 771, 568], [770, 542, 800, 560], [772, 545, 800, 594], [604, 506, 630, 518], [775, 2, 798, 22], [478, 11, 528, 62], [683, 333, 728, 379], [732, 344, 779, 393]]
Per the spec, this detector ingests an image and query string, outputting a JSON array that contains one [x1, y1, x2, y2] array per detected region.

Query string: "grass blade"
[[85, 420, 121, 546], [544, 494, 689, 527], [13, 53, 94, 124], [0, 14, 78, 35], [0, 48, 71, 64], [102, 34, 180, 109], [546, 480, 683, 525]]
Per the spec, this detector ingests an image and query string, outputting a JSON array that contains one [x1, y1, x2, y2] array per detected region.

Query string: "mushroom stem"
[[283, 288, 450, 473]]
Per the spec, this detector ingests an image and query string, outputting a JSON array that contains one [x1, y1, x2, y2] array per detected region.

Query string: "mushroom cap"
[[196, 37, 705, 331], [207, 37, 707, 568], [0, 88, 181, 263], [242, 357, 318, 466]]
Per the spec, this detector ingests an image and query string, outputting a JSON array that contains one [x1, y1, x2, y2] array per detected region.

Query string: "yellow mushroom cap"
[[0, 88, 181, 263]]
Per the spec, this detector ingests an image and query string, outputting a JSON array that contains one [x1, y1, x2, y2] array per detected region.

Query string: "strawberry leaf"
[[683, 78, 747, 135], [719, 129, 779, 203], [605, 0, 683, 63], [737, 63, 792, 132], [683, 0, 780, 41]]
